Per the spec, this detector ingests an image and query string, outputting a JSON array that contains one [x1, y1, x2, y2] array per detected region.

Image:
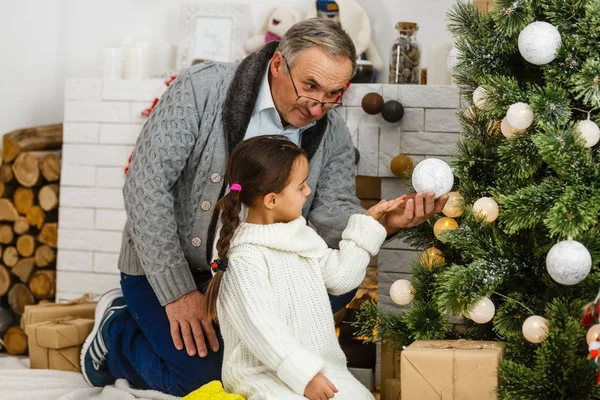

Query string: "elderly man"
[[80, 18, 447, 396]]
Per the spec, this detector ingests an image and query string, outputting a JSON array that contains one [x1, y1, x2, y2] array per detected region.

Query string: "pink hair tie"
[[230, 183, 242, 192]]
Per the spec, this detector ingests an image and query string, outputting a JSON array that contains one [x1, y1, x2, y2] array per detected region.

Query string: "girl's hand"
[[364, 195, 406, 221], [304, 373, 338, 399]]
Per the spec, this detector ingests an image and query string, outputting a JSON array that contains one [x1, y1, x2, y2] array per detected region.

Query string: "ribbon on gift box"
[[30, 317, 95, 349], [22, 294, 98, 329]]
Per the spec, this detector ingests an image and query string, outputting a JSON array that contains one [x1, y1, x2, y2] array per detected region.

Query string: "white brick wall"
[[57, 79, 163, 300], [56, 80, 461, 305]]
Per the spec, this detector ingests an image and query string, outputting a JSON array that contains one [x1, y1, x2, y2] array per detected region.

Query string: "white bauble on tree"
[[390, 279, 414, 306], [546, 239, 592, 285], [500, 117, 525, 138], [518, 21, 562, 65], [473, 197, 500, 223], [578, 119, 600, 148], [506, 102, 534, 130], [467, 297, 495, 324], [472, 86, 488, 110], [411, 158, 454, 199], [522, 316, 549, 343], [587, 324, 600, 345]]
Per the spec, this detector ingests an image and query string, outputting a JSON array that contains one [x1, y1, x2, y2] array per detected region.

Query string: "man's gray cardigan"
[[119, 42, 364, 306]]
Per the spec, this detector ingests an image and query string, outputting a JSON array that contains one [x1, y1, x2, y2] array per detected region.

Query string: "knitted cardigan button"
[[201, 201, 212, 211], [211, 173, 221, 183], [191, 237, 202, 247]]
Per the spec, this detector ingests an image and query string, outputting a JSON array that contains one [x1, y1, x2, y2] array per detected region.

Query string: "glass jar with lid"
[[389, 22, 422, 84]]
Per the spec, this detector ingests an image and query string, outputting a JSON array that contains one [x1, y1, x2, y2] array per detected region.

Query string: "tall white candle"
[[102, 48, 123, 80], [427, 42, 453, 85]]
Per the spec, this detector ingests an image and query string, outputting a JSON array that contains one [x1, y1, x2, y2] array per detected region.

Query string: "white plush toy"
[[308, 0, 383, 70], [244, 7, 305, 54]]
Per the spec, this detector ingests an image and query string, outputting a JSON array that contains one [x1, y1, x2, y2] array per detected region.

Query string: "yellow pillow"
[[183, 380, 245, 400]]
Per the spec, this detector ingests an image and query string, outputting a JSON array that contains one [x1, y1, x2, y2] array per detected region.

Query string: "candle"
[[427, 42, 453, 85]]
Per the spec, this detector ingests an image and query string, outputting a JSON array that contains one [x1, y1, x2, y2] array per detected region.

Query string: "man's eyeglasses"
[[284, 58, 343, 111]]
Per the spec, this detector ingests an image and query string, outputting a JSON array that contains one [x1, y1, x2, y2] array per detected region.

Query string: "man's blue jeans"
[[105, 272, 357, 397]]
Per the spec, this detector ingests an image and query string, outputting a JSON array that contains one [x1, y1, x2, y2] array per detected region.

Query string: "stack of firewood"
[[0, 124, 62, 354]]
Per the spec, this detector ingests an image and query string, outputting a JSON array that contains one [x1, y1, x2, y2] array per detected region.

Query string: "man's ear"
[[263, 192, 278, 210], [270, 51, 285, 77]]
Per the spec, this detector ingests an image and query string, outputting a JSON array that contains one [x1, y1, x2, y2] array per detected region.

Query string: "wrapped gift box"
[[26, 317, 95, 372], [383, 378, 401, 400], [401, 340, 504, 400], [22, 297, 97, 329]]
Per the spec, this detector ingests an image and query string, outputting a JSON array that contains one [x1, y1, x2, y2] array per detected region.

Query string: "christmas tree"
[[355, 1, 600, 397]]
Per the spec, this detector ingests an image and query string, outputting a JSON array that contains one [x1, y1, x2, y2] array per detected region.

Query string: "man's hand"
[[382, 192, 449, 235], [304, 373, 338, 400], [165, 290, 220, 357]]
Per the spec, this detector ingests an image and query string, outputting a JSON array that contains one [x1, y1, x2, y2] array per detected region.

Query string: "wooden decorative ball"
[[390, 154, 413, 177], [361, 92, 384, 115], [381, 100, 405, 123]]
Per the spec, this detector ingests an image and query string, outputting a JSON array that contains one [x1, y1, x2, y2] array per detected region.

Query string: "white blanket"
[[0, 357, 180, 400]]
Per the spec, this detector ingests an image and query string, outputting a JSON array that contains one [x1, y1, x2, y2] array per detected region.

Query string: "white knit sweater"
[[217, 214, 386, 400]]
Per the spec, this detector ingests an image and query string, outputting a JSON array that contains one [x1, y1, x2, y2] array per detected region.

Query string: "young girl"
[[204, 135, 404, 400]]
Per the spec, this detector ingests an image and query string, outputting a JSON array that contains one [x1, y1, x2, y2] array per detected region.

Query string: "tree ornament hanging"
[[467, 297, 495, 324], [546, 239, 592, 285], [411, 158, 454, 199], [361, 92, 384, 115], [587, 324, 600, 345], [500, 117, 525, 138], [472, 197, 500, 223], [577, 119, 600, 148], [390, 154, 413, 177], [433, 217, 458, 242], [522, 316, 549, 343], [419, 247, 445, 269], [390, 279, 414, 306], [518, 21, 562, 65], [472, 86, 488, 109], [381, 100, 405, 123], [506, 102, 534, 130], [442, 191, 465, 218]]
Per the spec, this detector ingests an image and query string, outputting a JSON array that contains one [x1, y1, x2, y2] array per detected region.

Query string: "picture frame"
[[178, 3, 250, 69]]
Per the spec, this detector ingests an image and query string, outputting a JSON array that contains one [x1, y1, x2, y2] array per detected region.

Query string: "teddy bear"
[[244, 7, 304, 54]]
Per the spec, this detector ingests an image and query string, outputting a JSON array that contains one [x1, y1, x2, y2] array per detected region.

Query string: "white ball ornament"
[[522, 316, 549, 343], [518, 21, 562, 65], [473, 197, 500, 223], [467, 297, 495, 324], [578, 119, 600, 148], [500, 117, 525, 138], [587, 324, 600, 345], [506, 102, 534, 130], [390, 279, 414, 306], [472, 86, 488, 110], [546, 239, 592, 285], [411, 158, 454, 199]]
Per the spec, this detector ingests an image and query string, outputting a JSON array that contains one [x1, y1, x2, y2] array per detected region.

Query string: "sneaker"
[[80, 288, 127, 386]]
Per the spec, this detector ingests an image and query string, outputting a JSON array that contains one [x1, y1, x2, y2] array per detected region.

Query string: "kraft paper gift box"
[[401, 340, 504, 400], [22, 295, 97, 329], [26, 317, 95, 372], [384, 378, 401, 400]]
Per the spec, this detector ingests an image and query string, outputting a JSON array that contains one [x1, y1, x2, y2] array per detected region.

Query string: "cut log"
[[12, 258, 35, 283], [0, 306, 14, 334], [29, 269, 56, 299], [16, 234, 35, 257], [2, 123, 63, 163], [38, 223, 57, 248], [4, 326, 28, 355], [0, 180, 4, 197], [40, 153, 61, 182], [3, 246, 19, 267], [12, 152, 41, 187], [13, 216, 30, 235], [35, 245, 56, 268], [0, 164, 14, 183], [0, 199, 19, 222], [26, 205, 45, 229], [38, 184, 60, 211], [0, 264, 10, 296], [0, 225, 14, 245], [13, 187, 34, 215], [8, 282, 35, 314]]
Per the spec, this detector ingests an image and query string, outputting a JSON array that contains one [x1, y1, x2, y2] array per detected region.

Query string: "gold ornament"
[[473, 197, 500, 223], [433, 217, 458, 242], [442, 191, 465, 218], [500, 117, 525, 138], [390, 154, 414, 177], [419, 247, 445, 269], [587, 324, 600, 345]]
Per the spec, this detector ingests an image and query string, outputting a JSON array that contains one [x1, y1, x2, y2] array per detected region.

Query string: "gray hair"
[[277, 18, 357, 78]]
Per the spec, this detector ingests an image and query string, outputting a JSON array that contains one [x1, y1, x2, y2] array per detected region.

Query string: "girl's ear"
[[263, 193, 278, 210]]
